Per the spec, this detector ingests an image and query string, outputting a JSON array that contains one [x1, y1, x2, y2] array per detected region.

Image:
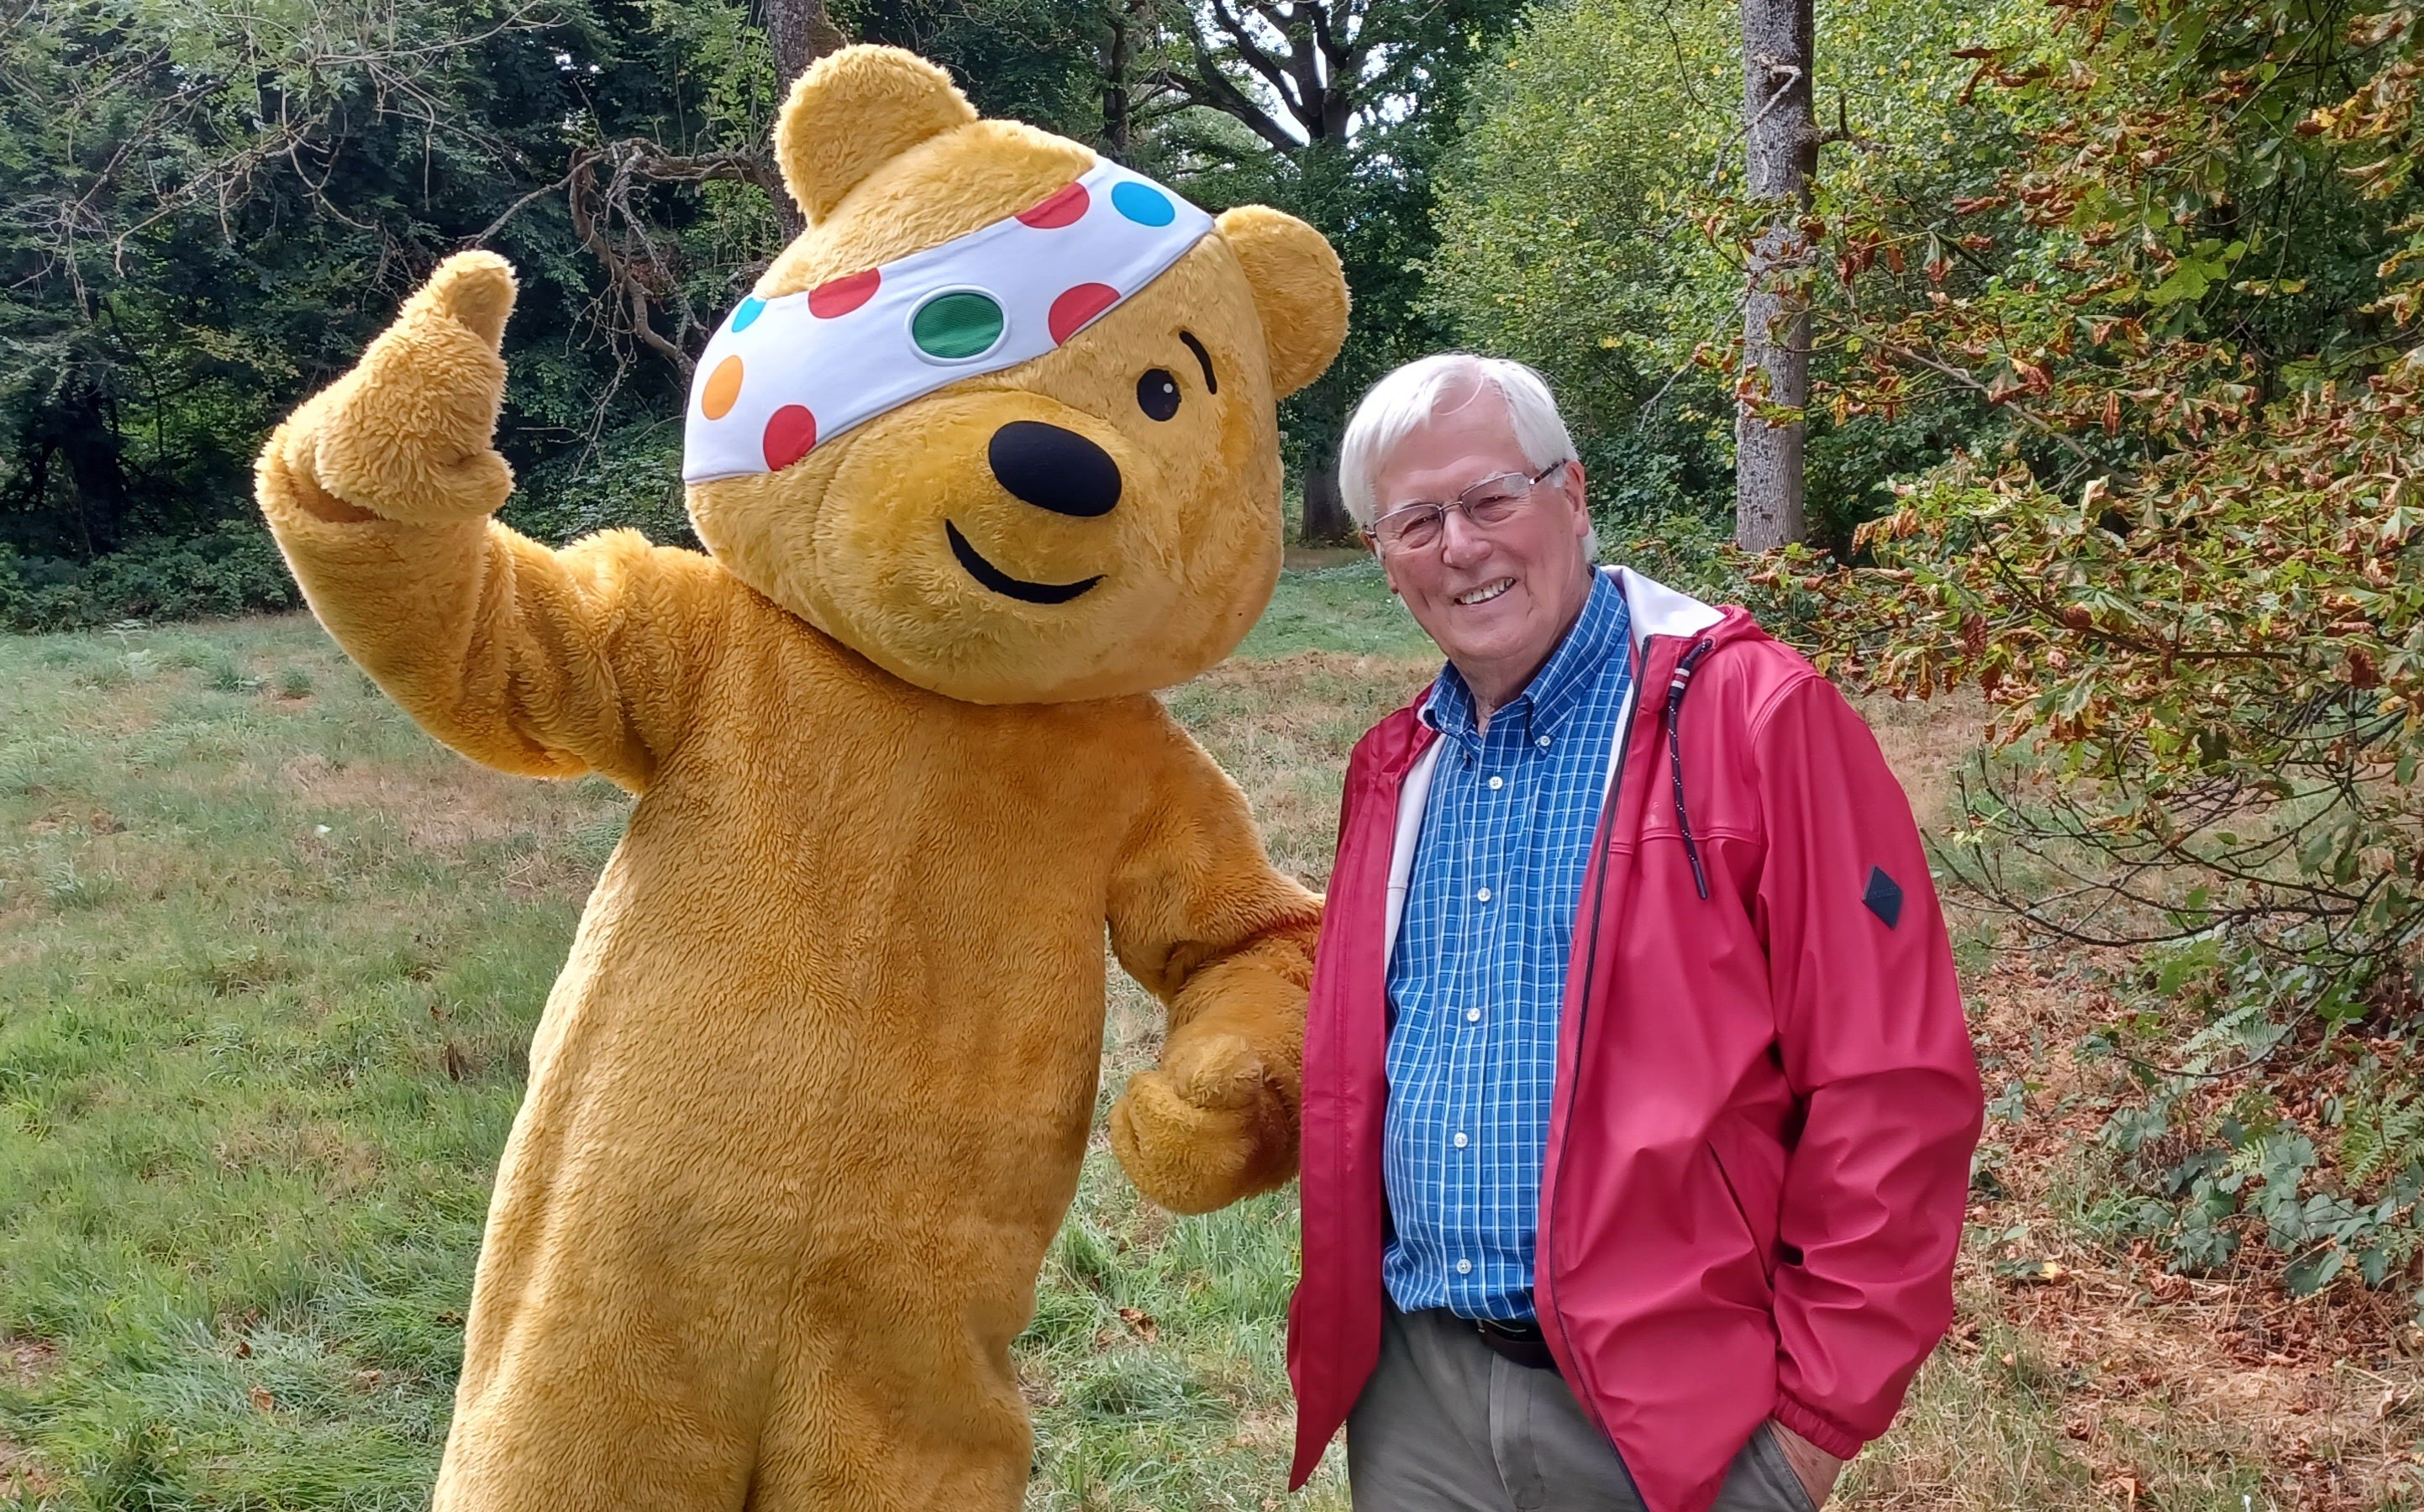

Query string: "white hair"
[[1337, 353, 1578, 528]]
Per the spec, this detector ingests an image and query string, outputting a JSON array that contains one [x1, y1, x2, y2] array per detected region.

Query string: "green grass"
[[1236, 562, 1434, 661], [0, 569, 2337, 1510], [0, 619, 623, 1509]]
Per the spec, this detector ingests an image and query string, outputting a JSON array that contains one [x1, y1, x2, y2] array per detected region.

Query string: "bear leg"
[[738, 1315, 1032, 1512]]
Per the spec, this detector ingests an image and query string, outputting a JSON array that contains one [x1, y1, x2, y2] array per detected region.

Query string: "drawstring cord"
[[1666, 638, 1717, 900]]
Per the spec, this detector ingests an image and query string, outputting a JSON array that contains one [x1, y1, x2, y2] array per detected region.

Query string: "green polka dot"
[[911, 291, 1006, 360]]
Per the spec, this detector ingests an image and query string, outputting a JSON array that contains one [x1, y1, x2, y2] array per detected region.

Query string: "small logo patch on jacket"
[[1863, 865, 1903, 928]]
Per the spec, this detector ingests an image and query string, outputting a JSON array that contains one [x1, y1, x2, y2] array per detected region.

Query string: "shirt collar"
[[1419, 570, 1629, 743]]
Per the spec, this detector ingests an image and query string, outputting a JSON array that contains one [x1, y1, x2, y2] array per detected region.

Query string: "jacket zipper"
[[1666, 639, 1718, 901], [1542, 631, 1654, 1412]]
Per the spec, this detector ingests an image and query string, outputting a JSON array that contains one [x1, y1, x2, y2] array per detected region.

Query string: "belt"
[[1469, 1314, 1559, 1373]]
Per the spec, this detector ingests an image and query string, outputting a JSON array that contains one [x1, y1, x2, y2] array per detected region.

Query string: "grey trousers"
[[1345, 1305, 1818, 1512]]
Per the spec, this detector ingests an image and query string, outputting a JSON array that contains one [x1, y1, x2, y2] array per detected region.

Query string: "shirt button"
[[1536, 735, 1552, 748], [1488, 775, 1505, 790], [1453, 1131, 1470, 1148], [1475, 887, 1492, 902], [1466, 1007, 1482, 1023], [1456, 1258, 1474, 1275]]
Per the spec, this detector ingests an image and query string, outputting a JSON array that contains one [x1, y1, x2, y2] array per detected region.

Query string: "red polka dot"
[[1049, 283, 1120, 344], [807, 269, 880, 318], [1017, 182, 1090, 228], [763, 405, 817, 470]]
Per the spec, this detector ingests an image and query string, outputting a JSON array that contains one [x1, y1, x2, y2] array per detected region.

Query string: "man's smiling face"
[[1370, 382, 1596, 708]]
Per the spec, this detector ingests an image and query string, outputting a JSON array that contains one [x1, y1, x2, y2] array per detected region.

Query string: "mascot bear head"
[[681, 46, 1349, 704]]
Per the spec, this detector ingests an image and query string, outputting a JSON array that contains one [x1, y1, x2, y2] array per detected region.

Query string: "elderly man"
[[1286, 354, 1981, 1512]]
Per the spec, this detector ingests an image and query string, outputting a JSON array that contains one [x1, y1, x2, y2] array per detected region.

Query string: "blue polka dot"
[[730, 296, 766, 333], [1111, 181, 1175, 227]]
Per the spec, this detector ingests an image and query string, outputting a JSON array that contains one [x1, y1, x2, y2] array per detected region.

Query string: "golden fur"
[[255, 45, 1348, 1511]]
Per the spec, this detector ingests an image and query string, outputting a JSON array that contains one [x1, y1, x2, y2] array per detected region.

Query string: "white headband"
[[682, 159, 1217, 485]]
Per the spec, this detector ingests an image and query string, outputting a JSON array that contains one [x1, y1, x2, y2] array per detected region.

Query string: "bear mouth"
[[945, 522, 1103, 605]]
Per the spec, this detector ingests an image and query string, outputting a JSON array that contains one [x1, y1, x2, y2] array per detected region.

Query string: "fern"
[[2340, 1089, 2424, 1192]]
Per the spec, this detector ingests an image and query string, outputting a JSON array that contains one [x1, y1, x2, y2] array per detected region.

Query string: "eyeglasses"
[[1364, 459, 1571, 555]]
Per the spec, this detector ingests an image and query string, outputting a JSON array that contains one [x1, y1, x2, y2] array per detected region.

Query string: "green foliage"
[[0, 0, 812, 629], [1804, 0, 2424, 986], [1428, 0, 1738, 521], [1780, 0, 2424, 1308], [1428, 0, 2032, 546], [3, 0, 1523, 601], [0, 0, 728, 554], [0, 522, 299, 632], [499, 422, 696, 549]]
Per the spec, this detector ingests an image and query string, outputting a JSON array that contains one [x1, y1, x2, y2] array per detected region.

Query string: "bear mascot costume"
[[253, 44, 1349, 1511]]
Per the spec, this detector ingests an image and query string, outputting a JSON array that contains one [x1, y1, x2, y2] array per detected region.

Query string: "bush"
[[1, 417, 703, 637], [0, 522, 301, 632], [501, 422, 697, 549]]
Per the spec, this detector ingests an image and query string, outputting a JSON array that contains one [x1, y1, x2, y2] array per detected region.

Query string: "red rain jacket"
[[1287, 569, 1982, 1512]]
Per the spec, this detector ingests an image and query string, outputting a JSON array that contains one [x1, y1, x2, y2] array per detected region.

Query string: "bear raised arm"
[[256, 250, 727, 788]]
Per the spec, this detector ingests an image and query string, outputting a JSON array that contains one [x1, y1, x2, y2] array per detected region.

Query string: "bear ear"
[[1217, 206, 1349, 399], [776, 46, 978, 225]]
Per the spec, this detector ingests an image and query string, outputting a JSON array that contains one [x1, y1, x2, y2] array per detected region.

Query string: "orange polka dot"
[[702, 354, 744, 420]]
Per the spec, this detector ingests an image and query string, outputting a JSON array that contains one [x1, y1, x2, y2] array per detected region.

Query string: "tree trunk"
[[1301, 458, 1354, 544], [1102, 3, 1133, 159], [46, 364, 130, 558], [765, 0, 845, 240], [1733, 0, 1815, 552]]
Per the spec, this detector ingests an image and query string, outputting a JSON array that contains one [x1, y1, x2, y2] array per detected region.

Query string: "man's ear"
[[1217, 206, 1349, 398], [776, 46, 978, 224]]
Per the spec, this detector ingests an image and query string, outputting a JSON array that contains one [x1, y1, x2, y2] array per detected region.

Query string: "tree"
[[768, 0, 848, 106], [1733, 0, 1816, 549], [1155, 0, 1527, 541], [1785, 0, 2424, 1293], [0, 0, 639, 560], [0, 0, 1504, 609], [1426, 0, 2012, 555]]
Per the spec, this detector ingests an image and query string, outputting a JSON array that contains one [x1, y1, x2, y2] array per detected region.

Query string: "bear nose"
[[987, 421, 1122, 517]]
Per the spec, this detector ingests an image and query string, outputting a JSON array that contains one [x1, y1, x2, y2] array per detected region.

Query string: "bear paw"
[[1109, 1032, 1296, 1215]]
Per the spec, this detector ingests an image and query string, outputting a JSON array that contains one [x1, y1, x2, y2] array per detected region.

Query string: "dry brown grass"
[[0, 1436, 60, 1504], [1859, 689, 1989, 834], [0, 1339, 60, 1502], [3, 1341, 56, 1390], [278, 753, 550, 852], [1168, 651, 1437, 885]]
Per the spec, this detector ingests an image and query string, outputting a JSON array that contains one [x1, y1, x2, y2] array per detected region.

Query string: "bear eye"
[[1137, 369, 1182, 422]]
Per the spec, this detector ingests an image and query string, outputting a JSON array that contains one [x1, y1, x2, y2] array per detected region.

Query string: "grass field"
[[0, 559, 2412, 1510]]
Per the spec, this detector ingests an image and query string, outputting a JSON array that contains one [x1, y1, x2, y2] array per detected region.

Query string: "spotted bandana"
[[681, 160, 1217, 485]]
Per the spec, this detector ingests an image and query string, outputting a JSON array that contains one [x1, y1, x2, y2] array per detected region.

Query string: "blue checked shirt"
[[1382, 570, 1634, 1321]]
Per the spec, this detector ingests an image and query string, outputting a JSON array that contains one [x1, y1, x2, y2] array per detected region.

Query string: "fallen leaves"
[[1959, 947, 2424, 1509], [3, 1337, 58, 1387]]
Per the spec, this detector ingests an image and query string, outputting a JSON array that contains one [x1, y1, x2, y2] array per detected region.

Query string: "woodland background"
[[5, 0, 2424, 1502]]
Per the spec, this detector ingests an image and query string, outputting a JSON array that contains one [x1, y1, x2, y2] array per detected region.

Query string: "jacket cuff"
[[1772, 1391, 1865, 1461]]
